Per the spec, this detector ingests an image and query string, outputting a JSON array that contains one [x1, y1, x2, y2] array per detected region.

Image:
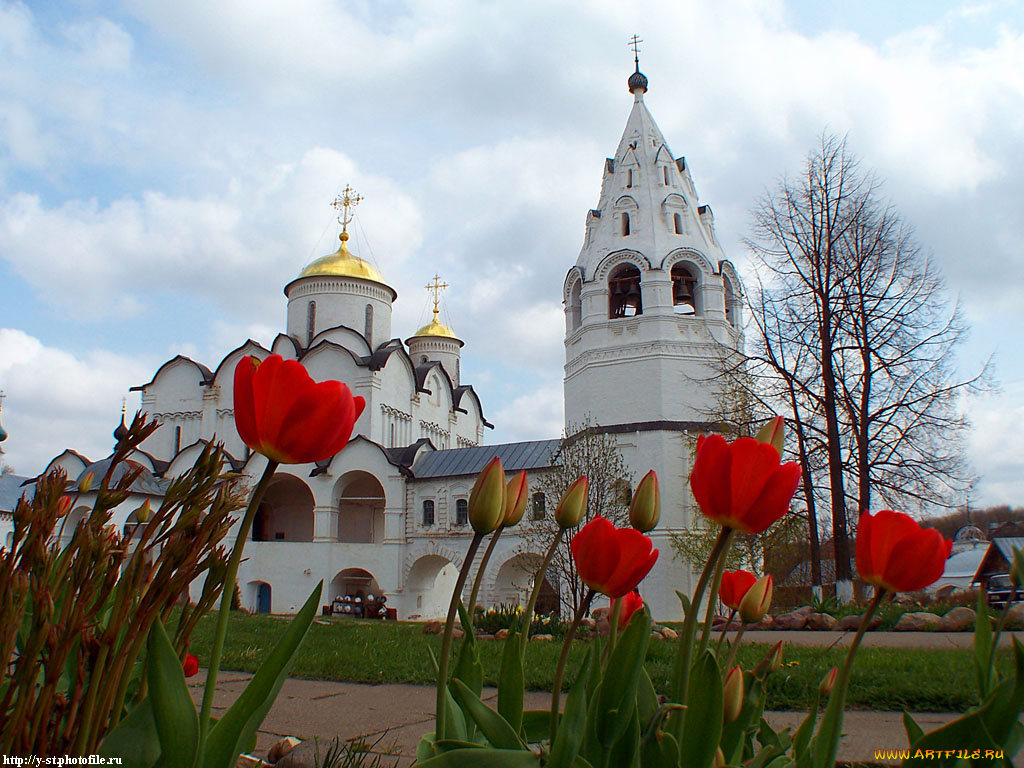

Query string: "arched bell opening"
[[671, 263, 700, 315], [609, 264, 643, 318]]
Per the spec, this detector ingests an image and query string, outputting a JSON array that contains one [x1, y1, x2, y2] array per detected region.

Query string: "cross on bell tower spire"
[[425, 274, 448, 324]]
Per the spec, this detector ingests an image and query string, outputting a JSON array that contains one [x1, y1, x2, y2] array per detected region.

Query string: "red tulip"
[[690, 434, 801, 534], [183, 653, 199, 678], [233, 354, 365, 464], [719, 569, 757, 611], [618, 590, 645, 629], [856, 510, 952, 593], [571, 516, 659, 598]]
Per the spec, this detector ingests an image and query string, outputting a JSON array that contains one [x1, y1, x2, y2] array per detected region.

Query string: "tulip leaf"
[[746, 744, 783, 768], [145, 618, 198, 768], [497, 626, 524, 735], [417, 733, 437, 763], [521, 710, 552, 744], [679, 650, 723, 768], [204, 581, 321, 768], [902, 712, 924, 746], [637, 667, 660, 726], [454, 605, 483, 699], [98, 697, 160, 766], [412, 748, 540, 767], [790, 691, 820, 760], [676, 591, 692, 621], [640, 727, 680, 768], [442, 684, 469, 743], [450, 678, 526, 750], [433, 739, 485, 753], [597, 607, 651, 748], [974, 589, 994, 698], [605, 705, 640, 768], [549, 647, 594, 768]]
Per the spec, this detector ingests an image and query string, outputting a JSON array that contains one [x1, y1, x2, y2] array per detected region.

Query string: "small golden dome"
[[413, 318, 458, 339], [298, 233, 388, 285]]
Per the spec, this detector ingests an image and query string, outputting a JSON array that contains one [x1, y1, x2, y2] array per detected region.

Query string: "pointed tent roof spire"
[[627, 34, 648, 96]]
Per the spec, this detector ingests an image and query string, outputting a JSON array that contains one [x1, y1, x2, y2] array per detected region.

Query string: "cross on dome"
[[425, 274, 449, 324], [627, 34, 649, 95], [331, 185, 363, 239]]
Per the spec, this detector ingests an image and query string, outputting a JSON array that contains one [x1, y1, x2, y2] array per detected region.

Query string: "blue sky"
[[1, 0, 1022, 508]]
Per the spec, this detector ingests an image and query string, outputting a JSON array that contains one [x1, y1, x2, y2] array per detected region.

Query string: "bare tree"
[[744, 134, 990, 598], [522, 420, 631, 615]]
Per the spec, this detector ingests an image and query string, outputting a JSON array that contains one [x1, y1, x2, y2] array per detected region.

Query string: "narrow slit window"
[[621, 212, 631, 236], [306, 300, 317, 345], [663, 166, 670, 185], [422, 500, 435, 526], [674, 213, 683, 234], [364, 304, 373, 342], [627, 169, 634, 188]]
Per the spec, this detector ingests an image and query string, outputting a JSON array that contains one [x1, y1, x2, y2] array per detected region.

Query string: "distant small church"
[[13, 63, 743, 621]]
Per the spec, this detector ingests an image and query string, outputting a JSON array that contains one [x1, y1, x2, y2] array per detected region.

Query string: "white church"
[[19, 66, 744, 621]]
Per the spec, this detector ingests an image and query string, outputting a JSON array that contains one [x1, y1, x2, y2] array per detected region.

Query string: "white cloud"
[[967, 382, 1024, 507], [491, 379, 564, 444], [0, 328, 156, 473]]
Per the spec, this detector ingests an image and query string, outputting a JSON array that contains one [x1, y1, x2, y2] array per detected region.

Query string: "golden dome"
[[298, 233, 388, 284], [413, 318, 458, 339]]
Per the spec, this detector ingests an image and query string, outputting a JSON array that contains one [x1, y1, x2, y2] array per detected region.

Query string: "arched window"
[[568, 280, 582, 332], [364, 304, 373, 342], [674, 213, 683, 234], [663, 166, 670, 185], [723, 276, 738, 327], [306, 301, 317, 345], [455, 499, 468, 526], [609, 264, 643, 318], [671, 263, 699, 315], [621, 212, 631, 236], [531, 492, 546, 521], [422, 500, 435, 526], [389, 423, 396, 448], [627, 169, 634, 188]]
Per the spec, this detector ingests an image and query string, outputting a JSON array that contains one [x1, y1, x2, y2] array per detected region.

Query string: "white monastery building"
[[18, 65, 743, 621]]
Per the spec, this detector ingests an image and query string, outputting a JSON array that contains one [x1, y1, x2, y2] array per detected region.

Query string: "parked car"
[[986, 574, 1023, 610]]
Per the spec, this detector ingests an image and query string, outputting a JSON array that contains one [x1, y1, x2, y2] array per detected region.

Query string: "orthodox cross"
[[629, 34, 643, 70], [331, 185, 363, 235], [425, 274, 448, 323]]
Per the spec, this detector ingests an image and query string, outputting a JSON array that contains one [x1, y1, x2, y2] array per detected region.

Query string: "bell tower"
[[562, 58, 744, 618]]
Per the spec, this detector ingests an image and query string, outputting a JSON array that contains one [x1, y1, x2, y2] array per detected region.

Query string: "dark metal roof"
[[410, 439, 560, 479], [0, 473, 32, 513]]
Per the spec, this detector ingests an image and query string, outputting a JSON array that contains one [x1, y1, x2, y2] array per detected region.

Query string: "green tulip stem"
[[715, 608, 738, 657], [604, 597, 623, 664], [522, 528, 565, 660], [551, 587, 595, 743], [670, 525, 733, 741], [699, 542, 730, 656], [814, 588, 885, 768], [723, 622, 747, 671], [198, 457, 279, 749], [436, 531, 484, 740], [468, 527, 503, 618]]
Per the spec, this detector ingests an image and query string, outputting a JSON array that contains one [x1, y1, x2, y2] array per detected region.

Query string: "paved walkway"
[[190, 632, 1024, 766]]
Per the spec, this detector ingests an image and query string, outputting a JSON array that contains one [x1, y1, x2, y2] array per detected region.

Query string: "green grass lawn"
[[186, 613, 1008, 712]]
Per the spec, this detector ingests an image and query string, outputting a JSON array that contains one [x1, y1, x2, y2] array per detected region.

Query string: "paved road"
[[728, 629, 1024, 649]]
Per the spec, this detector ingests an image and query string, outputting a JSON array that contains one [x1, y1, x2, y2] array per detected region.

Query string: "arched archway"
[[60, 505, 91, 547], [406, 555, 459, 620], [671, 263, 700, 315], [335, 472, 385, 543], [331, 568, 385, 618], [253, 473, 314, 542], [492, 553, 559, 616]]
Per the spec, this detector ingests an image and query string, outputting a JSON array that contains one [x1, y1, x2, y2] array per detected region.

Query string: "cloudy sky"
[[0, 0, 1021, 508]]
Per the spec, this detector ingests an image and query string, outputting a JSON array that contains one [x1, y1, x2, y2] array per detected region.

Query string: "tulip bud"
[[468, 457, 507, 534], [56, 495, 73, 518], [754, 415, 785, 456], [768, 640, 784, 673], [183, 653, 199, 678], [78, 472, 94, 494], [738, 574, 773, 624], [503, 471, 529, 528], [753, 640, 784, 678], [723, 666, 744, 723], [618, 590, 644, 629], [628, 470, 660, 532], [134, 499, 152, 524], [713, 748, 726, 768], [555, 476, 588, 529], [819, 666, 838, 696]]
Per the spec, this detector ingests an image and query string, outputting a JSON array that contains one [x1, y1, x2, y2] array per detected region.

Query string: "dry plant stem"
[[723, 623, 747, 671], [435, 532, 484, 740], [521, 529, 565, 659], [468, 527, 503, 617], [670, 525, 733, 741], [698, 546, 729, 656], [551, 588, 595, 743], [715, 608, 738, 656], [198, 458, 279, 750]]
